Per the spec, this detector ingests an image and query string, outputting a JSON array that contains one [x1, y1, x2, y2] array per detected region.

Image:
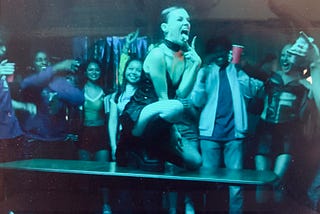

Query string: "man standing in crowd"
[[191, 36, 263, 214]]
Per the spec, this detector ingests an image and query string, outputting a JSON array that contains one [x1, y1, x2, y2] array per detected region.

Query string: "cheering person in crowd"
[[19, 53, 84, 159], [0, 27, 36, 162], [109, 29, 141, 162]]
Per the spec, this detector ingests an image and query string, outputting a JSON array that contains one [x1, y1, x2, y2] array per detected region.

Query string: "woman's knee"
[[183, 148, 202, 170], [186, 155, 202, 170], [159, 100, 184, 121]]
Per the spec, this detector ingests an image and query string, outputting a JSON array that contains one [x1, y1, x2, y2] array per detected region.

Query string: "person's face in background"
[[0, 38, 7, 60], [34, 51, 49, 72], [85, 62, 101, 82], [210, 45, 230, 68], [280, 44, 295, 73], [125, 60, 142, 85], [161, 8, 191, 46]]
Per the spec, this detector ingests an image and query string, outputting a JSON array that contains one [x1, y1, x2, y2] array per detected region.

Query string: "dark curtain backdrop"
[[72, 36, 148, 94]]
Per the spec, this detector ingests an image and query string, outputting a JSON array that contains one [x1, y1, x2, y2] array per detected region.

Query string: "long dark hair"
[[115, 56, 143, 103]]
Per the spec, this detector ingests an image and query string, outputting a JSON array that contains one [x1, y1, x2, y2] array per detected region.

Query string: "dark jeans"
[[200, 139, 243, 214], [0, 136, 25, 162], [22, 138, 77, 160]]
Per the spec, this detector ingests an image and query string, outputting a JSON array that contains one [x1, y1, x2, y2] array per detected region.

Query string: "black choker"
[[164, 39, 184, 52]]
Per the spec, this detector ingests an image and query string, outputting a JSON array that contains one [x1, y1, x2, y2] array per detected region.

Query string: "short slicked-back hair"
[[160, 6, 185, 23]]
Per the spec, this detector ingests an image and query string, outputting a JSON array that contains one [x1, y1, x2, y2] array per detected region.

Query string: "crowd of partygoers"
[[1, 5, 320, 214]]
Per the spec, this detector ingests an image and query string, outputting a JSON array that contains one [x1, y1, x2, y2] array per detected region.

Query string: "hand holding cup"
[[231, 45, 244, 64], [0, 59, 15, 82], [0, 59, 15, 75]]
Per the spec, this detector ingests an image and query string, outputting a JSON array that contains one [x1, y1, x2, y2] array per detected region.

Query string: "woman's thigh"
[[132, 100, 184, 136]]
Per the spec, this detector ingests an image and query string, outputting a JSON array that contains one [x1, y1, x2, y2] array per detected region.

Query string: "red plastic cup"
[[6, 74, 14, 82], [232, 45, 244, 64]]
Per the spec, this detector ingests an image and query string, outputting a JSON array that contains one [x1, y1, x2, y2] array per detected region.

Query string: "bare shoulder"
[[145, 46, 165, 61], [144, 46, 166, 73]]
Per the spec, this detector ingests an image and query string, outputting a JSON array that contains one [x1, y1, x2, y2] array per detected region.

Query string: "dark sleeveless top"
[[120, 71, 178, 130], [261, 73, 309, 124]]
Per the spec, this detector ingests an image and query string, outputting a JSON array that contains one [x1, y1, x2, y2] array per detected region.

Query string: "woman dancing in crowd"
[[255, 43, 313, 204], [288, 33, 320, 211], [118, 6, 202, 172]]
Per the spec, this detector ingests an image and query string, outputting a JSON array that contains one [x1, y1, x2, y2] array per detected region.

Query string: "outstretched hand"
[[126, 29, 139, 45], [288, 32, 320, 61], [53, 59, 80, 73], [24, 102, 37, 116]]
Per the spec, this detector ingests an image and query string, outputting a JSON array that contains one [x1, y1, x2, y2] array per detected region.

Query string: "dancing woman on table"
[[119, 6, 202, 171]]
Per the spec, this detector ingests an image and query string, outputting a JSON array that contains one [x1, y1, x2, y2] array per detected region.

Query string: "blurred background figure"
[[0, 27, 36, 162], [19, 52, 84, 159], [255, 43, 312, 205]]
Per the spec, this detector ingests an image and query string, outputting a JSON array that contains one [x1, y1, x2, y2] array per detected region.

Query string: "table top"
[[0, 159, 278, 185]]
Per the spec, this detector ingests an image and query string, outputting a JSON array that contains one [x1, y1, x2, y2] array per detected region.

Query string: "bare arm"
[[191, 67, 208, 108], [108, 94, 119, 161], [21, 59, 80, 89], [176, 58, 201, 98], [12, 100, 37, 115], [176, 37, 202, 98]]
